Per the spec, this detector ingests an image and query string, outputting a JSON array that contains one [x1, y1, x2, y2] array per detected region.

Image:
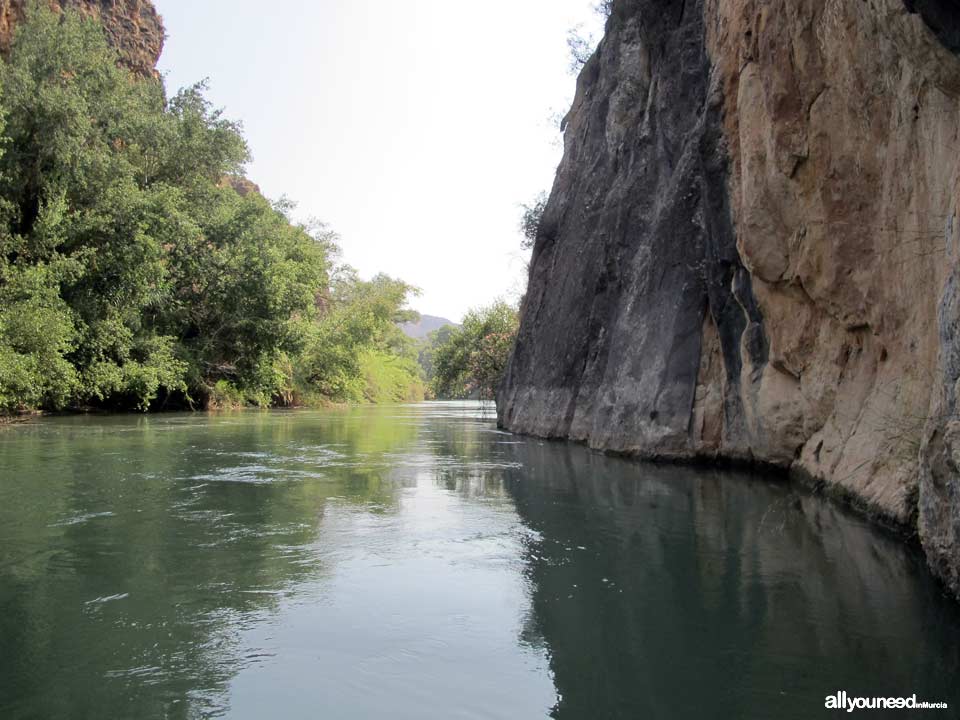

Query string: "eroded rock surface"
[[499, 0, 960, 598], [0, 0, 164, 76]]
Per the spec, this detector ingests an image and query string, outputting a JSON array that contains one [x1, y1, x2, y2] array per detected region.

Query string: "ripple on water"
[[49, 510, 115, 527], [104, 665, 168, 684], [85, 593, 130, 605], [381, 451, 522, 471], [189, 465, 328, 484]]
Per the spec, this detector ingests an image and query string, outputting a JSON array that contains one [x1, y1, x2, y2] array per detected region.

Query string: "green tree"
[[0, 2, 423, 414], [0, 2, 190, 410], [299, 271, 422, 403], [416, 323, 457, 389], [159, 191, 328, 406], [431, 301, 518, 401]]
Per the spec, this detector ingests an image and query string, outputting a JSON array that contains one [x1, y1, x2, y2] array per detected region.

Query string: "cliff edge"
[[499, 0, 960, 598]]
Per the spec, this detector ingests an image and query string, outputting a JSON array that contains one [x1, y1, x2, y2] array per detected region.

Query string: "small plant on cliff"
[[519, 192, 547, 250], [594, 0, 614, 19], [566, 26, 595, 72], [566, 2, 611, 73]]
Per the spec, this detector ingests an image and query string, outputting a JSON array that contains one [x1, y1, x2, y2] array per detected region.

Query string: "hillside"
[[401, 314, 457, 340]]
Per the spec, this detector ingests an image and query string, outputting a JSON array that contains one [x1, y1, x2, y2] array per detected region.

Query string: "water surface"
[[0, 403, 958, 718]]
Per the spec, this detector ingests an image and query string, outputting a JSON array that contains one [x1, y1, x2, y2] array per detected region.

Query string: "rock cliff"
[[0, 0, 163, 76], [499, 0, 960, 598]]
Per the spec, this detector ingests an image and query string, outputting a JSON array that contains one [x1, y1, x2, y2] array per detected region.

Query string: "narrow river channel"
[[1, 402, 958, 718]]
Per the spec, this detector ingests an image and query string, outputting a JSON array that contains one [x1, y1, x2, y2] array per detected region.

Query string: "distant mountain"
[[401, 314, 458, 340]]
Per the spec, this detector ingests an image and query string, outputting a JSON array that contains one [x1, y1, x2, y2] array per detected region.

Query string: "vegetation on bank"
[[0, 4, 424, 414], [425, 301, 519, 401]]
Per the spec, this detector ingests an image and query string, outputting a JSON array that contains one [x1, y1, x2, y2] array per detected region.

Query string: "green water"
[[0, 402, 958, 719]]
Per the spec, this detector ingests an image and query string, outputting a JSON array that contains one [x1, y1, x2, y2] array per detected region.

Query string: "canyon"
[[2, 0, 957, 601], [499, 0, 960, 599]]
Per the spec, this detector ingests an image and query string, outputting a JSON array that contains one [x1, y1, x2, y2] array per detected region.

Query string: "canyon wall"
[[499, 0, 960, 597], [0, 0, 163, 75]]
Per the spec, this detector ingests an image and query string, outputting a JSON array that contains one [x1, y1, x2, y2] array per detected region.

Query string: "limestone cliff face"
[[499, 0, 960, 598], [0, 0, 163, 76]]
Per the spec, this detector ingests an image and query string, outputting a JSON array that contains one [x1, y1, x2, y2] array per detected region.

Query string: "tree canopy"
[[430, 301, 519, 401], [0, 3, 423, 413]]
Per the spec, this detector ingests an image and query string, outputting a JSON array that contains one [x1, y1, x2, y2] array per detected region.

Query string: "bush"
[[519, 192, 547, 250]]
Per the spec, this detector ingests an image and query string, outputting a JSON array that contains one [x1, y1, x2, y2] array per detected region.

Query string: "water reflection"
[[501, 441, 960, 719], [0, 404, 554, 719], [1, 403, 959, 719]]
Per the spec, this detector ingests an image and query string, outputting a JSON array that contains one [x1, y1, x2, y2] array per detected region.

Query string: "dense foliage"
[[299, 269, 424, 404], [0, 4, 423, 413], [430, 301, 518, 400], [416, 323, 456, 387]]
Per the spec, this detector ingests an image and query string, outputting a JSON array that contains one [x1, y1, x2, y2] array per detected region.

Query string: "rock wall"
[[499, 0, 960, 598], [0, 0, 163, 76]]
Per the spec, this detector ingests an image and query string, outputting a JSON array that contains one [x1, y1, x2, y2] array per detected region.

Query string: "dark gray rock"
[[921, 264, 960, 598], [499, 0, 765, 459]]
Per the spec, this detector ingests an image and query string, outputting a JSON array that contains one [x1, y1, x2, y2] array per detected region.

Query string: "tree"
[[300, 271, 422, 403], [0, 3, 189, 410], [0, 3, 419, 413], [431, 301, 518, 401], [417, 323, 457, 389]]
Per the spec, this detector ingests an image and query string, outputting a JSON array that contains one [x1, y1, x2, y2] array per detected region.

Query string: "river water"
[[0, 402, 958, 718]]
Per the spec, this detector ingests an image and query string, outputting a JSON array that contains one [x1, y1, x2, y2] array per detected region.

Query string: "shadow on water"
[[497, 439, 960, 719]]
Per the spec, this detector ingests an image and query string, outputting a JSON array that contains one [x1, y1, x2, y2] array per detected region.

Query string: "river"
[[0, 402, 958, 718]]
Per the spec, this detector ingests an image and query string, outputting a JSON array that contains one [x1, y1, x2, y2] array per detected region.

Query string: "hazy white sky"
[[155, 0, 603, 322]]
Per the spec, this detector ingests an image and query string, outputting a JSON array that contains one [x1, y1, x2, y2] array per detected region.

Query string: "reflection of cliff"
[[500, 440, 960, 718]]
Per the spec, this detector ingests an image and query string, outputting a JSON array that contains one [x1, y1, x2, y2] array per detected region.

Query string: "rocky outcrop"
[[0, 0, 164, 76], [220, 175, 262, 198], [499, 0, 960, 598]]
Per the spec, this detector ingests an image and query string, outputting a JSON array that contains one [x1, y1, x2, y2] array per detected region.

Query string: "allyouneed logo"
[[825, 691, 949, 712]]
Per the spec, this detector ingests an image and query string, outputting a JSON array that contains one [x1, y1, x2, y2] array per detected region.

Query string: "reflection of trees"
[[0, 407, 421, 719], [423, 417, 517, 500], [500, 441, 960, 719]]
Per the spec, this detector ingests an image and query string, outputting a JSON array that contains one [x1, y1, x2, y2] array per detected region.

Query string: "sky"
[[154, 0, 605, 322]]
